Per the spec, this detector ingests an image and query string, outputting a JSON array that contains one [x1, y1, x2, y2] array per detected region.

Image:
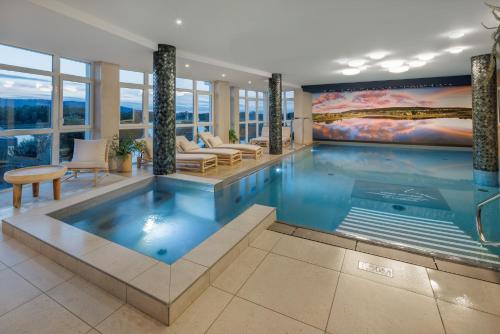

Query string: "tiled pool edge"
[[269, 222, 500, 284], [1, 173, 276, 326]]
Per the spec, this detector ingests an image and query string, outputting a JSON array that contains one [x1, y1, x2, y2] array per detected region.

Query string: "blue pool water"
[[54, 144, 500, 267]]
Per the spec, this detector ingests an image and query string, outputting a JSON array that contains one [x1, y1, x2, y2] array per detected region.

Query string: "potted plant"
[[134, 139, 147, 168], [109, 135, 136, 172], [229, 129, 238, 144]]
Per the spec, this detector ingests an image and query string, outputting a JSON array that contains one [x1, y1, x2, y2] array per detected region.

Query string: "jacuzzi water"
[[53, 144, 500, 266]]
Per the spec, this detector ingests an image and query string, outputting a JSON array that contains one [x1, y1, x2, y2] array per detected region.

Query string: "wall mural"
[[312, 86, 472, 146]]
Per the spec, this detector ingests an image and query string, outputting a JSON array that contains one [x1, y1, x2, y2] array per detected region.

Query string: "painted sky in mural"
[[312, 86, 472, 146]]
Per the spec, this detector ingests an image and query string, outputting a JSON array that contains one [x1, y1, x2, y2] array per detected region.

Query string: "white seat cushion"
[[177, 153, 217, 161], [208, 136, 224, 147], [180, 140, 200, 152], [72, 139, 107, 163], [64, 161, 108, 169]]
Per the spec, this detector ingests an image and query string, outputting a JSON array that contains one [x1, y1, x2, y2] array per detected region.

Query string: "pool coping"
[[1, 174, 276, 325], [271, 220, 500, 274]]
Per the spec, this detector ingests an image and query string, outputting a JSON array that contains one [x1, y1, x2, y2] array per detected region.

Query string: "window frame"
[[238, 89, 267, 143], [0, 45, 93, 165]]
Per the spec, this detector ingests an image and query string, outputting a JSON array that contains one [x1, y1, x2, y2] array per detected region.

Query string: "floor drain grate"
[[358, 261, 393, 278]]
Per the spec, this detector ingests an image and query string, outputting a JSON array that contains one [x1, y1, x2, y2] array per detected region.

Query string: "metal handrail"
[[475, 193, 500, 246]]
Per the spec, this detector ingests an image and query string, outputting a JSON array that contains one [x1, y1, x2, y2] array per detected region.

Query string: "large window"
[[282, 90, 294, 127], [238, 90, 266, 143], [119, 72, 213, 148], [0, 44, 92, 189]]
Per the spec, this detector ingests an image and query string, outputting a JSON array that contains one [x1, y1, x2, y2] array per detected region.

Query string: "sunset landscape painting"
[[312, 86, 472, 146]]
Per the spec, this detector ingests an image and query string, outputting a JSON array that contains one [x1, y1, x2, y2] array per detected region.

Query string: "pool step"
[[337, 207, 500, 265]]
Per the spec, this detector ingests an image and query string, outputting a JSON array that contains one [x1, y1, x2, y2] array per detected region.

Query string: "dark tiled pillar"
[[269, 73, 282, 155], [153, 44, 176, 175], [471, 54, 499, 187]]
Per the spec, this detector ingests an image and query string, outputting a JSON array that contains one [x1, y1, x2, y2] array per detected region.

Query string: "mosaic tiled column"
[[471, 54, 499, 187], [269, 73, 283, 155], [153, 44, 176, 175]]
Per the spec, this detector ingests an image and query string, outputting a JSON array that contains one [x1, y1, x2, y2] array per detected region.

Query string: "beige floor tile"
[[12, 255, 74, 291], [238, 253, 338, 329], [435, 259, 500, 284], [327, 274, 444, 334], [357, 242, 437, 268], [0, 237, 38, 266], [293, 228, 357, 249], [170, 259, 208, 302], [428, 269, 500, 316], [96, 304, 167, 334], [272, 235, 345, 270], [183, 228, 246, 268], [341, 250, 433, 296], [208, 296, 323, 334], [250, 230, 283, 251], [268, 222, 296, 235], [86, 330, 101, 334], [438, 300, 500, 334], [47, 276, 123, 326], [168, 287, 232, 333], [213, 246, 267, 294], [129, 262, 170, 302], [0, 294, 90, 334], [82, 243, 157, 282], [0, 268, 41, 316], [0, 261, 6, 271], [0, 269, 42, 316]]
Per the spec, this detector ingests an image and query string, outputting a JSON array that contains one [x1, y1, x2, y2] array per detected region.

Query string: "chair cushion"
[[144, 137, 153, 158], [179, 140, 199, 152], [261, 127, 269, 137], [208, 136, 224, 147], [64, 161, 108, 169], [73, 139, 107, 163], [198, 132, 214, 147]]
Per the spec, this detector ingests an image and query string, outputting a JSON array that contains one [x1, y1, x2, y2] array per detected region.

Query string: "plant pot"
[[116, 153, 132, 172]]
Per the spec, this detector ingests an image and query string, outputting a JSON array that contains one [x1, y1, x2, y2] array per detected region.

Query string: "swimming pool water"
[[55, 144, 500, 267]]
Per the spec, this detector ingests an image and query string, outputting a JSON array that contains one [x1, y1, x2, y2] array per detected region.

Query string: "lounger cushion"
[[191, 148, 240, 156], [180, 140, 200, 152], [208, 136, 224, 147], [72, 139, 107, 163], [177, 153, 217, 161], [216, 144, 261, 151]]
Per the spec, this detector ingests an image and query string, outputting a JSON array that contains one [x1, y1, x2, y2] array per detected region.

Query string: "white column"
[[293, 89, 313, 145], [93, 62, 120, 141], [213, 80, 231, 142]]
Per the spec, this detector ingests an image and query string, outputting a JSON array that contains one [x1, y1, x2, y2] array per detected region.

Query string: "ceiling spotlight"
[[221, 73, 226, 78], [347, 59, 367, 67], [175, 19, 183, 25], [248, 80, 252, 84], [184, 63, 190, 68], [447, 46, 465, 54], [449, 31, 465, 39], [380, 59, 405, 68], [389, 66, 410, 73], [416, 53, 436, 61], [408, 60, 427, 67], [368, 52, 388, 60], [342, 68, 361, 76]]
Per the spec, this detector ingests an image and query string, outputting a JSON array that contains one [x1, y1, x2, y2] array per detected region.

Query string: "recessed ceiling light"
[[221, 73, 226, 78], [416, 53, 436, 61], [380, 59, 405, 68], [389, 66, 410, 73], [447, 46, 465, 54], [176, 19, 183, 25], [408, 60, 427, 67], [347, 59, 367, 67], [449, 30, 465, 39], [342, 68, 361, 76], [184, 63, 190, 68], [248, 80, 252, 84], [368, 52, 388, 60]]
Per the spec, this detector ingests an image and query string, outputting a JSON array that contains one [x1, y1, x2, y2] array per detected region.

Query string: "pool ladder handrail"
[[475, 193, 500, 246]]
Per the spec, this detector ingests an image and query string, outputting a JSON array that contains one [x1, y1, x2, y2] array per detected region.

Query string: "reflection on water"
[[314, 118, 472, 146]]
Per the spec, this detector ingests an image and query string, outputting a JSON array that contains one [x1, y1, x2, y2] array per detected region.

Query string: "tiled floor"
[[2, 227, 500, 333]]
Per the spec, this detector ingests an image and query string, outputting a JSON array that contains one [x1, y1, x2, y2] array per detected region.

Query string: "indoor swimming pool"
[[53, 144, 500, 267]]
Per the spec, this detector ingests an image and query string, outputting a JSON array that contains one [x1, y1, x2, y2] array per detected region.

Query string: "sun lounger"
[[176, 136, 242, 165], [198, 132, 263, 159], [250, 126, 291, 148]]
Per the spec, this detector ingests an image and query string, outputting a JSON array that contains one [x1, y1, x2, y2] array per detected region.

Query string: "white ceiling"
[[0, 0, 496, 89]]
